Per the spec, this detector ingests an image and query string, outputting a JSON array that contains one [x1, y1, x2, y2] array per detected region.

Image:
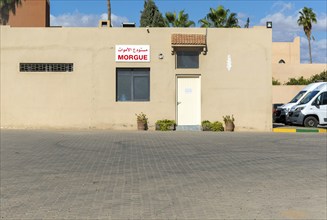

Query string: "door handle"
[[177, 101, 181, 105]]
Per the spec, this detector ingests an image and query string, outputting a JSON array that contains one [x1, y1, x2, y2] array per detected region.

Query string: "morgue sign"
[[115, 45, 150, 62]]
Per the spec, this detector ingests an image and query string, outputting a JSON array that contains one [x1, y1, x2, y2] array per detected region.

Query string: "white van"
[[287, 83, 327, 127], [275, 82, 327, 124]]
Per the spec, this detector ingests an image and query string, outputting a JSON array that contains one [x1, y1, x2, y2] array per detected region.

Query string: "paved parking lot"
[[1, 130, 326, 219]]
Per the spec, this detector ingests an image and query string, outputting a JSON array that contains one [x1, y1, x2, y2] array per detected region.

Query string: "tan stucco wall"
[[272, 37, 300, 64], [0, 26, 272, 131], [272, 85, 306, 104], [7, 0, 49, 27]]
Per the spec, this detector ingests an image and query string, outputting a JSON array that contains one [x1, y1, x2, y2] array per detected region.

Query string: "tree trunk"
[[107, 0, 111, 27], [308, 35, 312, 64]]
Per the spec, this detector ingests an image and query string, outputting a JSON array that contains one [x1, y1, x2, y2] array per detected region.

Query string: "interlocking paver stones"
[[1, 130, 326, 219]]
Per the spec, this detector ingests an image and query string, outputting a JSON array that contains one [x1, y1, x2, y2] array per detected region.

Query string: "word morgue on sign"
[[115, 45, 150, 62]]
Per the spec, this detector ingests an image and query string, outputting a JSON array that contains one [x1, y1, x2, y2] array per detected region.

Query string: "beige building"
[[6, 0, 50, 27], [272, 37, 326, 83], [272, 37, 301, 65], [0, 26, 272, 131], [1, 1, 325, 129]]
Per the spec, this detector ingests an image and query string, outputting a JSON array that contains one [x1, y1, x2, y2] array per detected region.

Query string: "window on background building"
[[116, 68, 150, 102], [176, 51, 200, 68], [278, 59, 286, 64]]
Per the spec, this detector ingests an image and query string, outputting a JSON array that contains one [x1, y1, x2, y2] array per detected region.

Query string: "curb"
[[273, 128, 327, 133]]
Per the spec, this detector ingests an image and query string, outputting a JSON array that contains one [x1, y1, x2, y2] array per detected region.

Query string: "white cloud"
[[237, 12, 251, 28], [313, 13, 327, 32], [257, 3, 327, 63], [272, 1, 293, 13], [259, 6, 327, 41], [300, 37, 327, 63], [259, 12, 300, 41], [237, 12, 248, 19], [50, 12, 129, 27]]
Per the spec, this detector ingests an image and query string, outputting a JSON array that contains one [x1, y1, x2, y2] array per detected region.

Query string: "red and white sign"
[[115, 45, 150, 62]]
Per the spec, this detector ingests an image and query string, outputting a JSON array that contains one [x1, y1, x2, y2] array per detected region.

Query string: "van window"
[[299, 91, 320, 105], [289, 91, 306, 103], [314, 92, 327, 105], [322, 93, 327, 105]]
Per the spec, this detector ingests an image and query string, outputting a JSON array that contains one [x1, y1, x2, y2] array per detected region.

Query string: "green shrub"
[[201, 120, 212, 131], [284, 70, 327, 85], [211, 121, 224, 131], [223, 115, 235, 124], [135, 112, 148, 123], [309, 70, 327, 83], [201, 120, 224, 132], [155, 119, 176, 131], [272, 77, 281, 85], [285, 76, 309, 85]]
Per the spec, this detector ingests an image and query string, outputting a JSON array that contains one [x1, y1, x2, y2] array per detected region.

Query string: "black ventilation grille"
[[20, 63, 73, 72]]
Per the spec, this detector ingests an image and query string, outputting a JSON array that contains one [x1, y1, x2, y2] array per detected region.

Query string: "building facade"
[[0, 26, 272, 131], [272, 37, 326, 84], [6, 0, 50, 27]]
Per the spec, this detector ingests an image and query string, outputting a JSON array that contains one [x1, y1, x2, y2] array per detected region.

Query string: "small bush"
[[201, 120, 212, 131], [201, 120, 224, 132], [285, 76, 308, 85], [272, 77, 281, 85], [135, 112, 148, 123], [211, 121, 224, 131], [309, 70, 327, 83], [155, 119, 176, 131], [223, 115, 235, 124], [284, 70, 327, 85]]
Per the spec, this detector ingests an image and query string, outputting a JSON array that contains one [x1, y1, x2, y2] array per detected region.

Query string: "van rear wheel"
[[304, 116, 318, 127]]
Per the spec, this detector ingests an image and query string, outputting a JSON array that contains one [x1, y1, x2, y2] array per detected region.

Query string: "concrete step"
[[176, 125, 202, 131]]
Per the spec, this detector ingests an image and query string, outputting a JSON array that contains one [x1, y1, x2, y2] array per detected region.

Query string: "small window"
[[278, 59, 286, 64], [101, 21, 108, 27], [116, 68, 150, 102], [176, 51, 200, 68], [20, 63, 73, 72]]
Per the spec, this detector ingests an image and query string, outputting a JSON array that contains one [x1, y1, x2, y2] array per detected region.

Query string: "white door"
[[177, 77, 201, 125]]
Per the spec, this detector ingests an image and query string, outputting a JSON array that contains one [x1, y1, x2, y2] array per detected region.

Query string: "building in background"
[[6, 0, 50, 27], [272, 37, 326, 103], [272, 37, 326, 84]]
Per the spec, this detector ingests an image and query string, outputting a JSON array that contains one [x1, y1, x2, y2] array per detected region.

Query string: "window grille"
[[20, 63, 74, 72]]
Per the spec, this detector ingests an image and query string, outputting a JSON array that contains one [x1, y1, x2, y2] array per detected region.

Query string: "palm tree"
[[107, 0, 111, 26], [244, 17, 250, 28], [297, 7, 317, 63], [0, 0, 21, 25], [199, 5, 240, 28], [165, 10, 195, 27]]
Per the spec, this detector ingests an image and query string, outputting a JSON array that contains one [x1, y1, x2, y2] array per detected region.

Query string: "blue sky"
[[50, 0, 327, 63]]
